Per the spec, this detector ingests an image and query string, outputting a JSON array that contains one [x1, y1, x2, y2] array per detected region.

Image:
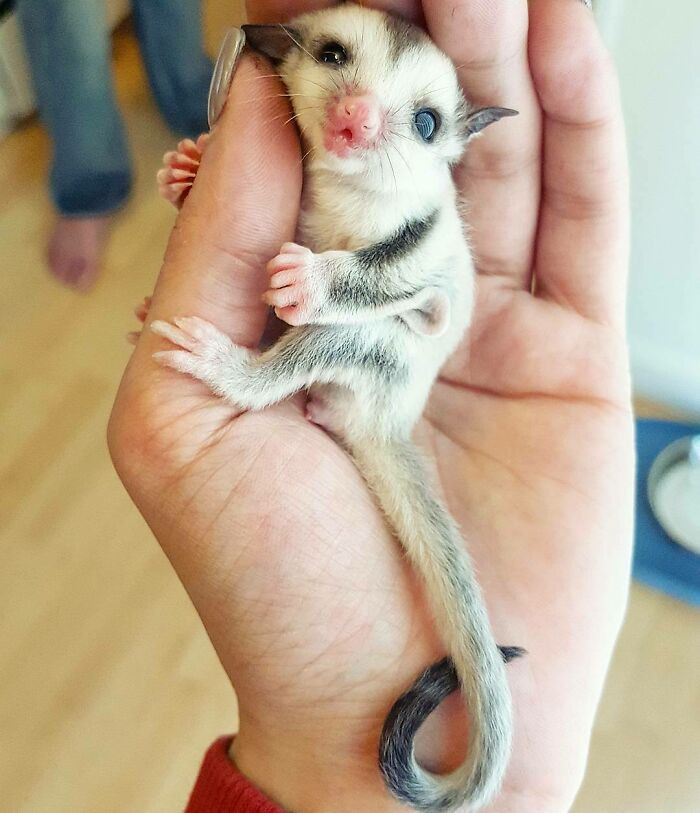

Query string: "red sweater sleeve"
[[185, 737, 285, 813]]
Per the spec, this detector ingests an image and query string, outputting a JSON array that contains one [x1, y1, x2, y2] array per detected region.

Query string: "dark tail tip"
[[379, 657, 458, 808], [499, 645, 527, 663], [379, 645, 526, 809]]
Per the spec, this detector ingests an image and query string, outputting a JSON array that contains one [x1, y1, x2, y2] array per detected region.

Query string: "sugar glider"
[[151, 5, 523, 811]]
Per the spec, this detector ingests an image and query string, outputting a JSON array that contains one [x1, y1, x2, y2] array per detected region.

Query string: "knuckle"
[[461, 144, 537, 182], [530, 21, 618, 120]]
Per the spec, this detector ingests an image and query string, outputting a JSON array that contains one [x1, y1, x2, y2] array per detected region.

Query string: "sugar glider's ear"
[[241, 24, 302, 64], [400, 288, 451, 338], [465, 107, 518, 138]]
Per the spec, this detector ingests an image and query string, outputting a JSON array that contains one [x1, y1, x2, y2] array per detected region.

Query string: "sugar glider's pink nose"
[[325, 94, 383, 156]]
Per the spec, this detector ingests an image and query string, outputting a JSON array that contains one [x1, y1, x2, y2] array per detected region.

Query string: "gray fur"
[[324, 211, 438, 312], [352, 438, 516, 810], [384, 13, 428, 63], [355, 210, 438, 272]]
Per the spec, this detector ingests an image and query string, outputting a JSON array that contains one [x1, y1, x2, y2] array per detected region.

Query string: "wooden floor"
[[1, 6, 698, 812]]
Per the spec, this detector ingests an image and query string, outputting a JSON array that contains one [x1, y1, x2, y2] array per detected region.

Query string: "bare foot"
[[157, 133, 209, 210], [47, 216, 110, 292]]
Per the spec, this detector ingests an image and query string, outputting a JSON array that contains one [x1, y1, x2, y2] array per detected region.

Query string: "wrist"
[[230, 721, 410, 813]]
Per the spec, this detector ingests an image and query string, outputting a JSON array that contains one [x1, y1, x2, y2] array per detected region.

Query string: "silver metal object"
[[207, 27, 247, 129], [648, 435, 700, 554]]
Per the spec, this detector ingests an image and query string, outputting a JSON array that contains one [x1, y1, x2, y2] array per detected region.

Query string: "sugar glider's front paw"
[[150, 316, 241, 390], [264, 242, 326, 326], [156, 134, 209, 209]]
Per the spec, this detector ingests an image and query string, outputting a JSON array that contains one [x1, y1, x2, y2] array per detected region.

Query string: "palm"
[[111, 2, 633, 809]]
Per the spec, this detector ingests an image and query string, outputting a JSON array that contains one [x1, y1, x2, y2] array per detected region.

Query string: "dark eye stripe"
[[415, 109, 439, 142]]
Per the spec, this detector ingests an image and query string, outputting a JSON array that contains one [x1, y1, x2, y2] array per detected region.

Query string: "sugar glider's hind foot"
[[150, 316, 247, 394], [157, 133, 209, 209]]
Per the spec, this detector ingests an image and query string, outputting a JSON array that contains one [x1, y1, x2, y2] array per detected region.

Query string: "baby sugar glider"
[[151, 5, 523, 811]]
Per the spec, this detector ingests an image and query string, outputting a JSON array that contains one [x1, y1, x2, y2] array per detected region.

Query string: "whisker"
[[282, 112, 301, 127], [387, 127, 413, 144], [297, 143, 317, 169], [304, 78, 334, 95], [263, 104, 316, 129], [250, 93, 323, 104], [386, 149, 399, 197], [326, 72, 342, 95], [388, 139, 417, 198], [418, 64, 465, 94], [388, 98, 415, 118], [378, 146, 386, 192], [282, 25, 319, 65], [286, 105, 318, 114], [286, 92, 325, 100], [264, 107, 314, 127]]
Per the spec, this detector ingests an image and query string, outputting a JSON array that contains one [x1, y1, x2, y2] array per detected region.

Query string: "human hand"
[[109, 2, 632, 811]]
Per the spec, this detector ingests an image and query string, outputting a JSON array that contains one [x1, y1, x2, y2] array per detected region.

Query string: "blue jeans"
[[17, 0, 213, 216]]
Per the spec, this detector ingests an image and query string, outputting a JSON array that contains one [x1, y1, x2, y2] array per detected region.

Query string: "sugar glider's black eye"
[[318, 41, 347, 66], [414, 108, 440, 142]]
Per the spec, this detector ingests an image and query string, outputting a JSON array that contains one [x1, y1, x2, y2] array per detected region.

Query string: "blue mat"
[[634, 418, 700, 606]]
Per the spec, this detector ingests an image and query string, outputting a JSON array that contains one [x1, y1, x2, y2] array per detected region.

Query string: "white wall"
[[600, 0, 700, 413]]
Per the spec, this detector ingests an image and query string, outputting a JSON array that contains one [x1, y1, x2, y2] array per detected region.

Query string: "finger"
[[162, 151, 199, 172], [264, 288, 299, 309], [134, 296, 151, 323], [176, 138, 202, 161], [423, 0, 541, 289], [150, 319, 199, 352], [529, 0, 629, 328], [157, 181, 191, 209], [275, 304, 305, 326], [156, 167, 196, 185], [247, 1, 422, 24], [279, 242, 307, 254], [268, 270, 298, 289], [267, 254, 304, 274], [138, 55, 301, 355]]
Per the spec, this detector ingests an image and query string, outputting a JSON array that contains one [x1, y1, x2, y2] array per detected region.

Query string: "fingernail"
[[207, 27, 247, 129]]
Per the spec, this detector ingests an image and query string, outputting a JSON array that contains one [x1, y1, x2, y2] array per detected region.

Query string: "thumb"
[[142, 52, 302, 349]]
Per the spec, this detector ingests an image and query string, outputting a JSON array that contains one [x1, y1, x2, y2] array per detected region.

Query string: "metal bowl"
[[647, 435, 700, 553]]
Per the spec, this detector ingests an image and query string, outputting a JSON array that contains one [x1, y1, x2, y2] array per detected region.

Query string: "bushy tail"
[[348, 438, 523, 812]]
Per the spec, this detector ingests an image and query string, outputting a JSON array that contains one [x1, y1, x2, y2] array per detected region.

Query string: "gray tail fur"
[[348, 438, 524, 812]]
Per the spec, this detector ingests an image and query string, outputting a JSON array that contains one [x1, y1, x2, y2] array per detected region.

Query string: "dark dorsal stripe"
[[383, 14, 427, 63], [355, 209, 438, 272]]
